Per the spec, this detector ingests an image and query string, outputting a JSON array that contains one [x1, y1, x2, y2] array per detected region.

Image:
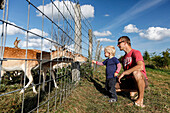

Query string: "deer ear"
[[54, 45, 58, 50], [61, 45, 66, 50]]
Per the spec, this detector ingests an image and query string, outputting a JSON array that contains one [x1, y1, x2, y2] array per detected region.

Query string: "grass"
[[57, 66, 170, 113], [0, 65, 169, 112], [0, 69, 73, 113]]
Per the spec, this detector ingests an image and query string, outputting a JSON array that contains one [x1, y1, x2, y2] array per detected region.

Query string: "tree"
[[162, 48, 170, 67], [118, 56, 123, 63], [151, 48, 170, 68], [143, 50, 150, 61], [151, 55, 163, 67]]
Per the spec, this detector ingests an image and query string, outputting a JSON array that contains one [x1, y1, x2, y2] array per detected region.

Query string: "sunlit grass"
[[0, 65, 169, 112], [57, 66, 170, 113]]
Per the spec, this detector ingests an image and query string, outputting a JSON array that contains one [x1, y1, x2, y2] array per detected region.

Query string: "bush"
[[80, 62, 93, 79], [143, 49, 170, 68]]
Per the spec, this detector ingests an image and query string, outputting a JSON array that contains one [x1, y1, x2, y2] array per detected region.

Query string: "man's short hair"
[[118, 36, 131, 46]]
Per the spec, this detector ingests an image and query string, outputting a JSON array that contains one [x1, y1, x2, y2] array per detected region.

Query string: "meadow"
[[0, 63, 169, 112], [57, 65, 170, 113]]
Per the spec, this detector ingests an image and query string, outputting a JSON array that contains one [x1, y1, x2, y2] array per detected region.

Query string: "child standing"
[[92, 46, 121, 102]]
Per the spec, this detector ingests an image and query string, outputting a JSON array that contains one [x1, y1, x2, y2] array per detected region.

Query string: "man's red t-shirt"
[[122, 49, 148, 79]]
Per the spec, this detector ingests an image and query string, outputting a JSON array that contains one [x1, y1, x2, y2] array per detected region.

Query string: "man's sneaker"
[[108, 98, 117, 103]]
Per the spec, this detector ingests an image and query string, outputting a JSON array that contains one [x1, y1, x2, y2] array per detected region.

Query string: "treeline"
[[143, 48, 170, 68]]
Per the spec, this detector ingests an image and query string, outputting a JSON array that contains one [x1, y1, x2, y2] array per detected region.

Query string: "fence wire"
[[0, 0, 94, 112]]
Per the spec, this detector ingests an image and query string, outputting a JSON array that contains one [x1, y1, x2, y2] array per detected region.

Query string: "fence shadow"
[[89, 77, 130, 99], [89, 77, 108, 96], [15, 90, 48, 113]]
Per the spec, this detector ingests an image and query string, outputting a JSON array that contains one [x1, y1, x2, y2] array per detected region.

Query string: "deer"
[[40, 48, 88, 91], [0, 46, 65, 94], [2, 37, 21, 81], [73, 53, 88, 63], [1, 47, 40, 94], [0, 45, 87, 94], [14, 37, 20, 49], [40, 46, 74, 91]]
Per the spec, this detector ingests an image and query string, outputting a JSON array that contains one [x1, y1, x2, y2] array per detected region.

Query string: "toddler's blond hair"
[[104, 46, 116, 56]]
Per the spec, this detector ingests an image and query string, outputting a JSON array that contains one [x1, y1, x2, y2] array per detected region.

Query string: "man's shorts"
[[116, 74, 148, 90]]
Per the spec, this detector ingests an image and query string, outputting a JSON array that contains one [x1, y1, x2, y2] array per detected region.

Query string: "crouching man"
[[116, 36, 148, 108]]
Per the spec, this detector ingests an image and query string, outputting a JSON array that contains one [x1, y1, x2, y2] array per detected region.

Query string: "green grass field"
[[0, 65, 169, 112], [57, 66, 170, 113]]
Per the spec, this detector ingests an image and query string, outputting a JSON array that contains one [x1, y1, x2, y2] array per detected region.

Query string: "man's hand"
[[118, 71, 130, 83], [118, 73, 124, 83]]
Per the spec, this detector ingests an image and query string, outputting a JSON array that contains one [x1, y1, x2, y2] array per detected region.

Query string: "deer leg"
[[52, 71, 58, 89], [7, 72, 12, 81], [42, 68, 47, 91], [20, 68, 37, 94]]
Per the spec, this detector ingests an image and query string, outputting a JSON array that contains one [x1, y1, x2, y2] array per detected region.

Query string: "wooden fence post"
[[95, 40, 100, 61], [97, 45, 102, 61], [94, 40, 100, 69], [74, 3, 81, 54], [88, 29, 92, 62], [72, 3, 81, 84]]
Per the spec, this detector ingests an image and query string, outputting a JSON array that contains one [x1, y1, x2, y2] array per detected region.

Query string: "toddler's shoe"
[[108, 98, 117, 103]]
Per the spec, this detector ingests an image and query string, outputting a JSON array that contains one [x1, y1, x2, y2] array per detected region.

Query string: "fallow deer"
[[73, 53, 88, 63], [40, 46, 74, 91], [0, 47, 62, 94], [1, 47, 40, 94], [14, 37, 20, 49]]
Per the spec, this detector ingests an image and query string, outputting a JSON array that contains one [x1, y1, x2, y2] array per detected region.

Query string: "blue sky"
[[80, 0, 170, 58], [0, 0, 170, 59]]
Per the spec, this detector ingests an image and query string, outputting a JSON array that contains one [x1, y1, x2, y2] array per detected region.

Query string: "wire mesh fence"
[[0, 0, 94, 112]]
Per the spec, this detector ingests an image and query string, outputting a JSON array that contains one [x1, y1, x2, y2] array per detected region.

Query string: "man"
[[116, 36, 148, 107]]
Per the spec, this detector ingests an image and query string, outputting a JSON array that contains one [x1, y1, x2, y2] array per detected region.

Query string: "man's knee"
[[133, 71, 144, 80], [133, 71, 148, 88]]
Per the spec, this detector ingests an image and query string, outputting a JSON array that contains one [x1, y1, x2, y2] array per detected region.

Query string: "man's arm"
[[118, 61, 143, 83]]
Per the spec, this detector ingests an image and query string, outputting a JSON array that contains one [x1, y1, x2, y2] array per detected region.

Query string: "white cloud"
[[123, 24, 170, 40], [96, 38, 115, 42], [20, 28, 53, 51], [0, 22, 49, 39], [104, 14, 109, 17], [0, 21, 55, 51], [139, 27, 170, 40], [81, 5, 94, 18], [36, 0, 94, 20], [93, 31, 112, 37], [123, 24, 139, 33], [26, 28, 49, 38], [0, 22, 24, 35], [20, 38, 55, 51]]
